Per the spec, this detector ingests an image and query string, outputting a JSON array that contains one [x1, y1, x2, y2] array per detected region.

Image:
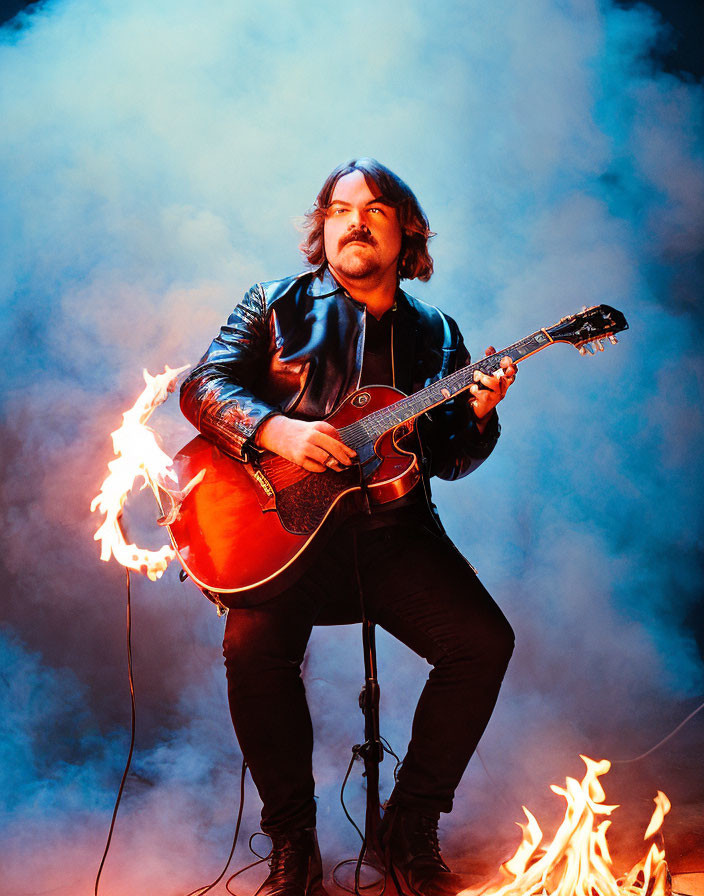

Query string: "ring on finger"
[[324, 455, 337, 468]]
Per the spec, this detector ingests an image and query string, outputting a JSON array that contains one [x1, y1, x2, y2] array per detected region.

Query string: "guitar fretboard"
[[338, 330, 552, 448]]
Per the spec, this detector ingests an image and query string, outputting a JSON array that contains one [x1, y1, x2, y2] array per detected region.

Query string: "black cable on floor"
[[224, 833, 271, 896], [184, 758, 249, 896], [94, 566, 136, 896], [94, 566, 250, 896], [339, 747, 365, 844], [612, 698, 704, 764], [380, 737, 401, 783], [333, 744, 391, 896]]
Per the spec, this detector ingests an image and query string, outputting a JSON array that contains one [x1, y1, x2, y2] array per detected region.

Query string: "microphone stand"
[[358, 616, 384, 862]]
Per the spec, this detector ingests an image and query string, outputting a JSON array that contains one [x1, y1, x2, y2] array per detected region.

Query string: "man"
[[180, 159, 516, 896]]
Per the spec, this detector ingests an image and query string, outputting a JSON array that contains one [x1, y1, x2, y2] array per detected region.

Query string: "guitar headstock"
[[547, 304, 629, 354]]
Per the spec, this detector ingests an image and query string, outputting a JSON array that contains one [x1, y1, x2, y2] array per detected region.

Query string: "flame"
[[643, 792, 671, 841], [90, 364, 191, 581], [479, 756, 671, 896]]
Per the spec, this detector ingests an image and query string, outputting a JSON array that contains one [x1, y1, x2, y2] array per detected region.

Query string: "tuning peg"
[[596, 339, 605, 352], [578, 346, 587, 355], [608, 335, 618, 345]]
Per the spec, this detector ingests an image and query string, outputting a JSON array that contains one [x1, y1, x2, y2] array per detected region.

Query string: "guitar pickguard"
[[254, 437, 384, 536], [274, 466, 362, 535]]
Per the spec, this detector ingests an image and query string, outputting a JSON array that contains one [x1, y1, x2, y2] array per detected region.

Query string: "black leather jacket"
[[180, 269, 500, 483]]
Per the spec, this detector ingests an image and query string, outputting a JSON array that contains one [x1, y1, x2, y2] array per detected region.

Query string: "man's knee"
[[495, 616, 515, 670], [476, 609, 514, 671], [442, 609, 514, 673]]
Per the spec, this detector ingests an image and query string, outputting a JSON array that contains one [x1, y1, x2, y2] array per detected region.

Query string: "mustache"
[[339, 229, 377, 250]]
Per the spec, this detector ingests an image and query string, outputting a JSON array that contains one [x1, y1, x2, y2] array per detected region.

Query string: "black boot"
[[378, 805, 476, 896], [255, 828, 328, 896]]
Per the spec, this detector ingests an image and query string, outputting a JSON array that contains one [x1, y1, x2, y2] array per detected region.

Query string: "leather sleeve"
[[419, 317, 501, 481], [180, 284, 280, 461]]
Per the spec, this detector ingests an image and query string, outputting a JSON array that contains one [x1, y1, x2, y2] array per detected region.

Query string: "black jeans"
[[222, 512, 514, 833]]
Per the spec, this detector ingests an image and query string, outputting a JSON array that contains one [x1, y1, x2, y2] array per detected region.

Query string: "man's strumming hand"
[[469, 348, 517, 433], [254, 416, 357, 473]]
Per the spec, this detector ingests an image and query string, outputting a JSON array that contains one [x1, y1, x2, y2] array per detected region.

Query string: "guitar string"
[[263, 339, 543, 472], [280, 322, 601, 458], [338, 350, 517, 446], [269, 331, 556, 463], [274, 320, 618, 472], [336, 334, 547, 451], [337, 375, 481, 450]]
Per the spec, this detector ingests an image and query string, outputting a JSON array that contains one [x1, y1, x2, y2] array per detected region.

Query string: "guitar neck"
[[342, 329, 556, 443]]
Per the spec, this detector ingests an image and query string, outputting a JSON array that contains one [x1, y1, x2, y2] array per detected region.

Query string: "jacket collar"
[[306, 267, 344, 298], [306, 266, 420, 321], [395, 287, 420, 320]]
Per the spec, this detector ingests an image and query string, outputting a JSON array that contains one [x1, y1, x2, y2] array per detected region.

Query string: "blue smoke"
[[1, 0, 703, 890]]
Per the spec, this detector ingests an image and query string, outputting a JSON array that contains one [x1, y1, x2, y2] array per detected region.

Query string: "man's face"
[[323, 170, 403, 282]]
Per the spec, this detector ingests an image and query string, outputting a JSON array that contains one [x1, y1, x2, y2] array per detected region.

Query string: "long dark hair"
[[300, 158, 435, 282]]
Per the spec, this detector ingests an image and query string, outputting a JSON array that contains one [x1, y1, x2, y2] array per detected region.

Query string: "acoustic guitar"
[[163, 304, 628, 608]]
